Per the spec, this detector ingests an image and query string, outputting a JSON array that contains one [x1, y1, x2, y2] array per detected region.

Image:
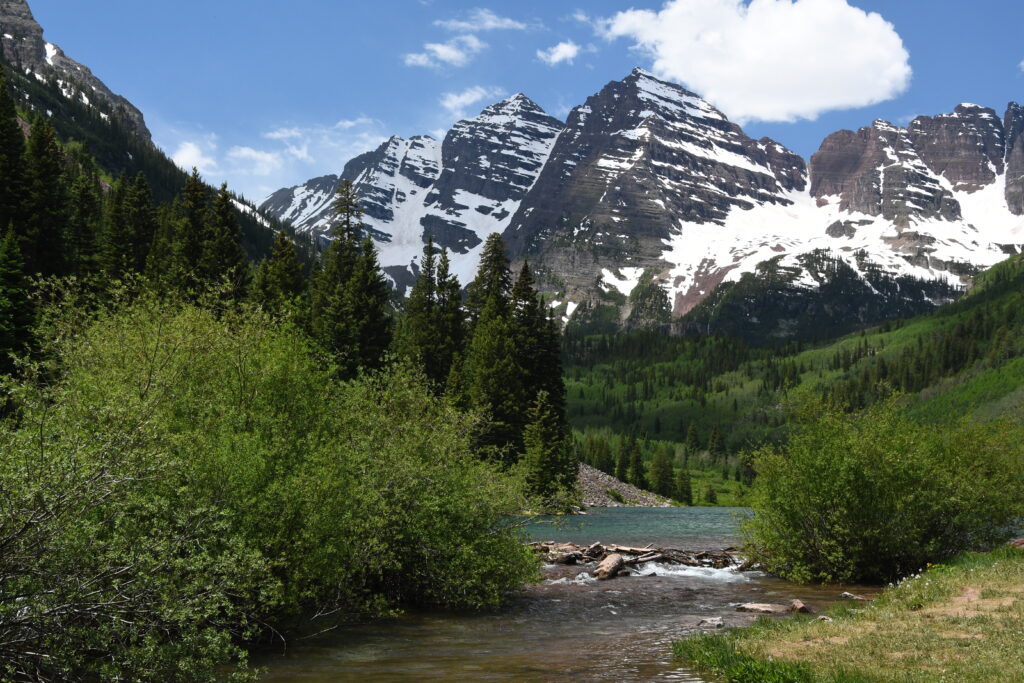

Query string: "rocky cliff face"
[[263, 69, 1024, 335], [0, 0, 150, 140], [263, 94, 562, 287]]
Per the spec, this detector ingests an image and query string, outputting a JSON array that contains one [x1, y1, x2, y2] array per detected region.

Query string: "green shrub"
[[742, 397, 1024, 584], [0, 296, 537, 680]]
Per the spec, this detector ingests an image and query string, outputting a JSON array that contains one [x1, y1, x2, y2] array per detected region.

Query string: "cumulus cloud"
[[171, 137, 218, 175], [537, 41, 581, 66], [440, 86, 506, 119], [1019, 59, 1024, 73], [226, 146, 282, 177], [435, 8, 526, 32], [405, 34, 487, 68], [599, 0, 912, 123]]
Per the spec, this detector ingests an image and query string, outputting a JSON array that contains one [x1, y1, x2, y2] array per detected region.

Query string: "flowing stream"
[[258, 507, 877, 681]]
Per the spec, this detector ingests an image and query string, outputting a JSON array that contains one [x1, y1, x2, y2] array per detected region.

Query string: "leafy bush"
[[0, 296, 537, 680], [742, 397, 1024, 584]]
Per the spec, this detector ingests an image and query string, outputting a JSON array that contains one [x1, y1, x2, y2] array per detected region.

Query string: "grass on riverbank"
[[674, 546, 1024, 682]]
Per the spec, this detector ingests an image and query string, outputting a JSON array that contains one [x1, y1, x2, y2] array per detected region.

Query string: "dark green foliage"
[[704, 483, 718, 505], [252, 231, 305, 313], [203, 184, 248, 299], [649, 447, 675, 497], [309, 183, 392, 377], [615, 436, 629, 481], [628, 441, 647, 490], [21, 116, 67, 276], [0, 70, 25, 233], [674, 468, 693, 505], [465, 232, 512, 323], [66, 171, 103, 275], [523, 391, 575, 501], [743, 397, 1024, 584], [511, 261, 567, 423], [0, 228, 30, 373], [627, 271, 671, 327]]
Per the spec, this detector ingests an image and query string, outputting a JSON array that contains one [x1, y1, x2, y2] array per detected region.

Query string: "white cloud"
[[171, 137, 218, 175], [537, 41, 581, 66], [1019, 59, 1024, 73], [226, 146, 283, 176], [440, 85, 506, 120], [435, 8, 526, 32], [405, 34, 486, 68], [599, 0, 912, 123]]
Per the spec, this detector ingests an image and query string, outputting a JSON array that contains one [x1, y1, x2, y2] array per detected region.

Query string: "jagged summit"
[[262, 70, 1024, 333], [0, 0, 151, 139]]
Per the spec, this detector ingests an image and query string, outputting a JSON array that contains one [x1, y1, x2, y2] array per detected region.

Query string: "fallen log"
[[737, 603, 791, 615], [624, 552, 665, 566], [595, 553, 625, 580]]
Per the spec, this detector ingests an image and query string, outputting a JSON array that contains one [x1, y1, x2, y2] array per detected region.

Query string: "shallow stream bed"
[[258, 508, 877, 681]]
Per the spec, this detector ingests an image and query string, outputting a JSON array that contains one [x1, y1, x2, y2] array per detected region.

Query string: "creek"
[[259, 507, 876, 681]]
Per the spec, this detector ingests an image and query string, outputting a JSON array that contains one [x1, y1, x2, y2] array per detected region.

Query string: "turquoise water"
[[525, 506, 751, 549]]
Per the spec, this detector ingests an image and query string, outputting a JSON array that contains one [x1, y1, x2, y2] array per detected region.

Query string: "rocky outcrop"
[[0, 0, 151, 140], [1004, 103, 1024, 215], [577, 463, 672, 508], [908, 104, 1005, 192]]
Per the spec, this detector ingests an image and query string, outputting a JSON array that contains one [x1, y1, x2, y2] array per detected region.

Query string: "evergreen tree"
[[0, 227, 31, 374], [649, 447, 675, 497], [398, 238, 442, 382], [465, 233, 511, 324], [614, 436, 630, 482], [461, 294, 523, 460], [203, 184, 248, 299], [685, 422, 701, 455], [511, 261, 567, 428], [628, 442, 647, 490], [674, 469, 693, 506], [434, 248, 465, 386], [66, 172, 103, 275], [169, 169, 209, 293], [331, 179, 364, 243], [21, 116, 67, 276], [522, 391, 572, 500], [99, 177, 134, 278], [0, 69, 25, 234], [707, 424, 723, 462], [253, 231, 305, 312], [126, 173, 157, 273], [346, 236, 392, 372], [704, 483, 718, 505]]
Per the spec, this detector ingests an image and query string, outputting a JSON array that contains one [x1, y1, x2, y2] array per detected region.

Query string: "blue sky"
[[27, 0, 1024, 202]]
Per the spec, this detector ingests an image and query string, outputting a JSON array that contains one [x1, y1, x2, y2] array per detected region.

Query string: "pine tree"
[[628, 442, 647, 490], [461, 294, 523, 460], [99, 177, 134, 278], [649, 447, 675, 497], [126, 173, 157, 273], [331, 179, 364, 243], [522, 391, 572, 500], [253, 231, 305, 312], [674, 469, 693, 506], [615, 437, 630, 482], [511, 261, 567, 428], [398, 238, 441, 381], [704, 483, 718, 505], [21, 116, 67, 276], [0, 227, 31, 374], [169, 169, 209, 293], [0, 69, 25, 234], [346, 236, 392, 372], [203, 184, 248, 299], [465, 233, 511, 324], [707, 424, 723, 462], [685, 422, 701, 455], [434, 248, 465, 387], [66, 172, 103, 275]]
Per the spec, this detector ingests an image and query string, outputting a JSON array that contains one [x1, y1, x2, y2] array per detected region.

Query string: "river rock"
[[1010, 538, 1024, 550], [697, 617, 724, 629], [595, 553, 625, 580], [736, 603, 791, 615], [789, 600, 813, 614], [840, 592, 869, 602]]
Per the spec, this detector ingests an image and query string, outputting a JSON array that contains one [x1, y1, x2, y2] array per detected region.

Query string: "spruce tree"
[[685, 422, 701, 455], [126, 173, 157, 273], [167, 169, 209, 294], [628, 442, 647, 490], [704, 483, 718, 505], [253, 231, 305, 312], [615, 437, 630, 482], [649, 447, 675, 497], [99, 177, 134, 278], [346, 236, 392, 372], [522, 391, 571, 500], [434, 248, 465, 386], [66, 172, 103, 275], [465, 233, 512, 324], [461, 293, 523, 460], [707, 424, 723, 462], [0, 227, 31, 374], [0, 69, 25, 234], [203, 184, 248, 299], [511, 261, 567, 428], [399, 238, 440, 380], [674, 469, 693, 506], [21, 116, 67, 276]]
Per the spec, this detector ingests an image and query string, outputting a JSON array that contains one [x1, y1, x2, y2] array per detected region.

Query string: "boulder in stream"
[[736, 603, 791, 615]]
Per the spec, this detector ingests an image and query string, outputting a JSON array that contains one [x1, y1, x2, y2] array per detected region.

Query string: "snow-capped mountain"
[[0, 0, 150, 139], [263, 69, 1024, 325]]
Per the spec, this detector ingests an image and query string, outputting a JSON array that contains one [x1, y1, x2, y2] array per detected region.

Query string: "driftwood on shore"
[[530, 541, 743, 579]]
